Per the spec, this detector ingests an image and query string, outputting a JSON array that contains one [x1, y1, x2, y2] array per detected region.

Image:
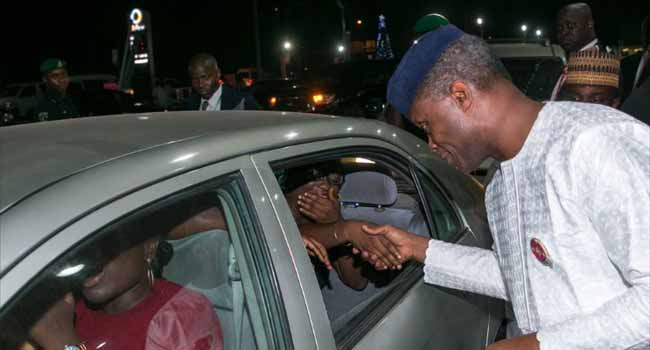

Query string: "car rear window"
[[501, 57, 564, 101]]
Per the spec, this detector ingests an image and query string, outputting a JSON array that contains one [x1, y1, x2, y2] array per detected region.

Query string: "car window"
[[271, 150, 432, 349], [413, 167, 464, 242], [501, 57, 564, 101], [0, 174, 286, 350]]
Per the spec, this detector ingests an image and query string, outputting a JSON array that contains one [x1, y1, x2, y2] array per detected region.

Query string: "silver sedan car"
[[0, 112, 504, 350]]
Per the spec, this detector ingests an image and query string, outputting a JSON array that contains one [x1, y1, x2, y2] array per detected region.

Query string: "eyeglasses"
[[326, 173, 344, 186]]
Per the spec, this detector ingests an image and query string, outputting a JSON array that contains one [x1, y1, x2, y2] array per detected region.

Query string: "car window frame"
[[251, 137, 469, 349]]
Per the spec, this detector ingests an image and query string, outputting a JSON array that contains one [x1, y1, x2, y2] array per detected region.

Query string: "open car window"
[[0, 174, 287, 350], [271, 148, 460, 349]]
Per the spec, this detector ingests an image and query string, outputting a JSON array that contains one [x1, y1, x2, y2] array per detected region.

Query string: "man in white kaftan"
[[422, 102, 650, 349], [361, 24, 650, 349]]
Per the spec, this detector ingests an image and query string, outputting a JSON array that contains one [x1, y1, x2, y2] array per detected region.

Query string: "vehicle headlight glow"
[[312, 93, 335, 105]]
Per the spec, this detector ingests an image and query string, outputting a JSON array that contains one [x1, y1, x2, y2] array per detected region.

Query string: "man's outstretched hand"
[[355, 224, 430, 269], [487, 333, 539, 350]]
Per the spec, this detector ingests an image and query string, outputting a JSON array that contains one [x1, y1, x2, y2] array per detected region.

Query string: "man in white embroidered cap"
[[359, 25, 650, 349]]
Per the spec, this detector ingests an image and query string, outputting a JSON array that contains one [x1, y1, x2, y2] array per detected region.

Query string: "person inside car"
[[29, 221, 224, 350]]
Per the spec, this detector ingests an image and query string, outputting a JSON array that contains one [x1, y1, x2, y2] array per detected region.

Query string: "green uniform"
[[34, 87, 80, 121]]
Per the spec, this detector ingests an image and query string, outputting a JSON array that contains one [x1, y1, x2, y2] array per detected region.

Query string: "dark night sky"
[[0, 0, 647, 84]]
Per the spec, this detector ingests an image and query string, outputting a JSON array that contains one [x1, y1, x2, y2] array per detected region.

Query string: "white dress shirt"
[[423, 102, 650, 349], [200, 84, 223, 111]]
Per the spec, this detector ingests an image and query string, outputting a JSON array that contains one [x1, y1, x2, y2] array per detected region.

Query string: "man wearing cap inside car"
[[358, 25, 649, 350], [34, 58, 79, 121]]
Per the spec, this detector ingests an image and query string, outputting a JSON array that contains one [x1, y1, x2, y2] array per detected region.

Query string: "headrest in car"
[[339, 171, 398, 206]]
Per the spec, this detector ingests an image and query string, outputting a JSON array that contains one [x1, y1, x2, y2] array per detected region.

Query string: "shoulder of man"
[[222, 84, 259, 110], [183, 93, 201, 111]]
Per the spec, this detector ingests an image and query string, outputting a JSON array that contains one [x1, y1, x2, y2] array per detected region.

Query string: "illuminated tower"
[[118, 8, 156, 101], [375, 15, 394, 60]]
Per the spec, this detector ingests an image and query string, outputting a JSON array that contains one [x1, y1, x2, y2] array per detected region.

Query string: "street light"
[[535, 29, 542, 38], [337, 44, 345, 53], [520, 24, 528, 41], [476, 17, 484, 38], [283, 41, 292, 51], [356, 19, 363, 25]]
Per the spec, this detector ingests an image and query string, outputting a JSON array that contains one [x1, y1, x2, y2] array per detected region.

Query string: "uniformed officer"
[[34, 58, 80, 121]]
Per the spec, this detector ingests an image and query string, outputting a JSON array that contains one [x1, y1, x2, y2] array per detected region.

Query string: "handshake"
[[292, 178, 429, 271]]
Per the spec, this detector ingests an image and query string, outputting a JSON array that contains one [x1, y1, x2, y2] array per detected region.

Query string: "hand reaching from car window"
[[302, 236, 332, 270], [340, 220, 404, 270]]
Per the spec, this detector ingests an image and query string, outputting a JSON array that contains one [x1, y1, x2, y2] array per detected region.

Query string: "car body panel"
[[0, 111, 503, 349], [0, 155, 319, 350]]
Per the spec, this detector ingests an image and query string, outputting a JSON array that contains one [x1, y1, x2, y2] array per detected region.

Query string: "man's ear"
[[449, 81, 473, 112]]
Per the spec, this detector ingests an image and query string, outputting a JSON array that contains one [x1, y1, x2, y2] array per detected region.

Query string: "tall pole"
[[336, 0, 348, 61], [253, 0, 263, 77]]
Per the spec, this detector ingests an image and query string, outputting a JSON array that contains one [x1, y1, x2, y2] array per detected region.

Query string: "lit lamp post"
[[476, 17, 484, 38], [520, 24, 528, 41], [535, 29, 543, 41], [335, 44, 345, 63], [281, 40, 292, 79]]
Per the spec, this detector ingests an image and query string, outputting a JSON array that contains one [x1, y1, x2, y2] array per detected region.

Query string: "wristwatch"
[[63, 344, 87, 350]]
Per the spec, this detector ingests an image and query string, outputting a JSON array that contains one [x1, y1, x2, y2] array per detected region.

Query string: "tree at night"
[[375, 14, 395, 60]]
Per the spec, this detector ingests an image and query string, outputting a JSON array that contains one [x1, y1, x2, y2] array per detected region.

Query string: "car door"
[[250, 137, 503, 350], [0, 155, 315, 350]]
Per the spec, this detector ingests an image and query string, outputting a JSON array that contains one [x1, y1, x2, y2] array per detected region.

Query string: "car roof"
[[489, 42, 565, 60], [2, 111, 454, 275], [0, 111, 418, 213]]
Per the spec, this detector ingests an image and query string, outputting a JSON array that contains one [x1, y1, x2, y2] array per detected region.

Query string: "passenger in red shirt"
[[29, 238, 223, 350]]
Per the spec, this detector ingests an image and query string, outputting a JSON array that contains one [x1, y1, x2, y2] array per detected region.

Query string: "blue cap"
[[387, 25, 464, 116]]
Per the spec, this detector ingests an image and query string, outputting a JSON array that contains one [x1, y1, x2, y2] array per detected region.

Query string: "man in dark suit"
[[184, 53, 258, 111], [621, 16, 649, 102]]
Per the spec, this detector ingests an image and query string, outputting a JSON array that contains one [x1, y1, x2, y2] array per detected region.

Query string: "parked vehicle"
[[0, 112, 504, 350], [489, 40, 566, 101]]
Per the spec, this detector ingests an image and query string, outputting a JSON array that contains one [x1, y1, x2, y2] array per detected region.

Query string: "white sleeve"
[[423, 239, 508, 300], [537, 123, 650, 350]]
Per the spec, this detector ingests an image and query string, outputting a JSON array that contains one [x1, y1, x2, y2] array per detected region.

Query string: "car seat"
[[321, 171, 430, 327], [163, 230, 256, 350]]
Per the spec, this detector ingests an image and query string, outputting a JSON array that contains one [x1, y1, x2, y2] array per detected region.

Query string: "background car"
[[0, 112, 504, 350], [489, 40, 566, 101], [0, 82, 41, 122]]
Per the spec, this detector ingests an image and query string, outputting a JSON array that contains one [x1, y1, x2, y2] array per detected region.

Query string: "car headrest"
[[339, 171, 398, 206]]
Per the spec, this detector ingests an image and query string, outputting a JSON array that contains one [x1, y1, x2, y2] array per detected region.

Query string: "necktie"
[[200, 100, 209, 111]]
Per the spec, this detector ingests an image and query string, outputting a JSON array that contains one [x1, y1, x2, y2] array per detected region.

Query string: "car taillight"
[[312, 93, 335, 105]]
